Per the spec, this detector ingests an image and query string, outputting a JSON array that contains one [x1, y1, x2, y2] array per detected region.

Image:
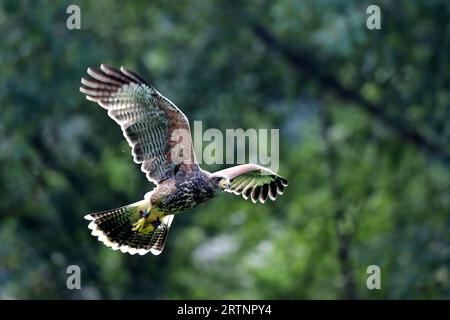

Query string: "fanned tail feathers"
[[85, 200, 173, 256]]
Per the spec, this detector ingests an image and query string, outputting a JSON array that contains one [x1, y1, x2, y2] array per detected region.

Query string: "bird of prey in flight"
[[80, 64, 288, 256]]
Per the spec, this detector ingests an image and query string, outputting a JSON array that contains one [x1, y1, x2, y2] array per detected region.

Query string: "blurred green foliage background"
[[0, 0, 449, 299]]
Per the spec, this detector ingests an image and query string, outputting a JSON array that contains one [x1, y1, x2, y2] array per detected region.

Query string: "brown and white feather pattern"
[[80, 64, 197, 183], [214, 164, 288, 204], [85, 201, 174, 256]]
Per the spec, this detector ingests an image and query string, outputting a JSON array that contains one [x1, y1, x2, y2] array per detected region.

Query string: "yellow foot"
[[132, 217, 155, 234], [140, 223, 155, 234], [132, 217, 147, 232]]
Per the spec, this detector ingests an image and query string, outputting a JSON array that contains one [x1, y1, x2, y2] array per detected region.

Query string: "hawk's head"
[[210, 174, 231, 192]]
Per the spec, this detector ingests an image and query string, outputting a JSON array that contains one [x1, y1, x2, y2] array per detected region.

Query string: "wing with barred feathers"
[[214, 164, 288, 204], [80, 64, 197, 183]]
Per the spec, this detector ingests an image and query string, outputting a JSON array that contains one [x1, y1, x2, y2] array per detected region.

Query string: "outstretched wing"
[[80, 64, 197, 183], [214, 164, 288, 204]]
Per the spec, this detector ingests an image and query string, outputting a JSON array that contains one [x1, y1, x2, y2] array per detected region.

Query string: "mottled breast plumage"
[[154, 170, 219, 214]]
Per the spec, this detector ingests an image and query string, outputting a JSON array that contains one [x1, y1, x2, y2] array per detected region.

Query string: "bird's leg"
[[139, 218, 158, 234], [132, 207, 153, 233]]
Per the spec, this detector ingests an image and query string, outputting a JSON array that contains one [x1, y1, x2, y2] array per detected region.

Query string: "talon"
[[132, 210, 156, 234], [132, 217, 147, 232]]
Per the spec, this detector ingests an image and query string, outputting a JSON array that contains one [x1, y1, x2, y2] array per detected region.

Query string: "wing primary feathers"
[[101, 64, 136, 84], [259, 184, 269, 203], [268, 181, 278, 200], [242, 186, 252, 200], [275, 179, 285, 195], [79, 86, 112, 98], [87, 67, 124, 85], [120, 66, 148, 84], [251, 186, 261, 203], [81, 77, 119, 90]]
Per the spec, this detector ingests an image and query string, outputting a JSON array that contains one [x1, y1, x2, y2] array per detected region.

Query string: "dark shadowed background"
[[0, 0, 449, 299]]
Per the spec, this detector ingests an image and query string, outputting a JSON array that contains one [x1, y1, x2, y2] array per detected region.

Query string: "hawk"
[[80, 64, 288, 255]]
